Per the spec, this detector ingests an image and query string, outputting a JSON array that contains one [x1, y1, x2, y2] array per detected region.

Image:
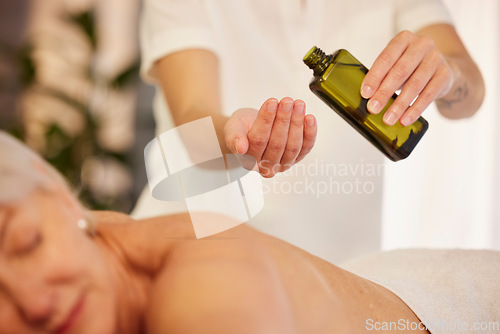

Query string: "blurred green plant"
[[4, 9, 139, 211]]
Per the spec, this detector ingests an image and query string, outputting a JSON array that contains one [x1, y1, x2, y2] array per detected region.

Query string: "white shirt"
[[136, 0, 452, 263]]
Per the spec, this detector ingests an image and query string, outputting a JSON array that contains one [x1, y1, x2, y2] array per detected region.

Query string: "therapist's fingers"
[[369, 46, 426, 119], [246, 98, 278, 161], [279, 100, 305, 172], [384, 58, 436, 126], [260, 97, 294, 177], [391, 51, 452, 126], [361, 30, 453, 126], [401, 67, 451, 125], [294, 114, 317, 164], [225, 98, 317, 177], [361, 31, 411, 103]]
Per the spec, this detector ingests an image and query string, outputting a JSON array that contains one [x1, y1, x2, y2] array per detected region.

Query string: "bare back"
[[96, 212, 429, 334]]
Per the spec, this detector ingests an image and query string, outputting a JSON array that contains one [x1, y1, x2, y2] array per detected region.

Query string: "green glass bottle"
[[303, 46, 428, 161]]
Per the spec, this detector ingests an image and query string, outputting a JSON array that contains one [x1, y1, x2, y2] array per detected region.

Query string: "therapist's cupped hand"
[[224, 97, 317, 178], [361, 30, 453, 127]]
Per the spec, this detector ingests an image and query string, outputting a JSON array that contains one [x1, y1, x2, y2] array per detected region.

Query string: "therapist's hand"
[[361, 30, 454, 126], [224, 97, 317, 178]]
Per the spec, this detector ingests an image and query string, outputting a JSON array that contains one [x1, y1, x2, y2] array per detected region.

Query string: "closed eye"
[[18, 232, 42, 255], [6, 227, 43, 256]]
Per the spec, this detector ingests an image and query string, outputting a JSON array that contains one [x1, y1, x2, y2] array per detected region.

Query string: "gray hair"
[[0, 131, 68, 204]]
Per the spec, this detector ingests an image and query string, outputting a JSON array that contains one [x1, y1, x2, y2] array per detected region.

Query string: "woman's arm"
[[418, 23, 485, 118], [155, 49, 227, 146]]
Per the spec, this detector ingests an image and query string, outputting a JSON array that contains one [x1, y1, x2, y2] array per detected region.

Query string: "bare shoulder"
[[94, 212, 197, 274], [145, 229, 296, 334], [91, 212, 298, 333]]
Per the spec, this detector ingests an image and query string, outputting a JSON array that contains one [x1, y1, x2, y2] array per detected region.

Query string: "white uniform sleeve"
[[395, 0, 453, 33], [140, 0, 217, 83]]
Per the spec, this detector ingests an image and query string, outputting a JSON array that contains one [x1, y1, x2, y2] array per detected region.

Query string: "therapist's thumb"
[[235, 136, 251, 155], [224, 121, 249, 155]]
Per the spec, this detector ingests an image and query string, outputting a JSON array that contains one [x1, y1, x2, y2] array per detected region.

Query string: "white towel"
[[341, 249, 500, 334]]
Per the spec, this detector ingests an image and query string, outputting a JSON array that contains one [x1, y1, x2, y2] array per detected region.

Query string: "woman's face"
[[0, 190, 118, 334]]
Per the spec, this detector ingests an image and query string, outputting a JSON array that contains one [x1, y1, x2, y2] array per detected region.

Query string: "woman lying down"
[[0, 131, 499, 334]]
